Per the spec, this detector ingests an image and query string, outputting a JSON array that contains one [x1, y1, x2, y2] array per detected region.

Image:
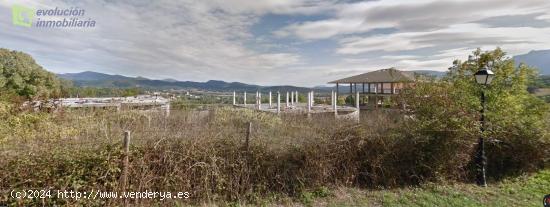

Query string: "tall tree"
[[0, 48, 61, 100]]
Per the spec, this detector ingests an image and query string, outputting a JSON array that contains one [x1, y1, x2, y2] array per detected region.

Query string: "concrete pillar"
[[244, 92, 247, 106], [286, 92, 289, 107], [269, 91, 272, 108], [165, 103, 170, 117], [333, 90, 338, 115], [307, 91, 311, 113], [295, 91, 299, 104], [233, 91, 236, 105], [291, 91, 294, 106], [277, 92, 281, 114], [331, 90, 334, 108], [258, 92, 262, 110]]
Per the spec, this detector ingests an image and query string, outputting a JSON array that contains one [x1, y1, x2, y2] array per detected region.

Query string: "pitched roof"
[[328, 68, 416, 84]]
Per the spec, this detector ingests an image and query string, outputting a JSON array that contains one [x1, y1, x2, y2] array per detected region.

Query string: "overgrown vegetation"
[[0, 48, 548, 206], [399, 48, 549, 180], [0, 106, 547, 206]]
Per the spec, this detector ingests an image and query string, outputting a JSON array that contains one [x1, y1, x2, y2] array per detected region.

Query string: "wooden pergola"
[[328, 68, 415, 108]]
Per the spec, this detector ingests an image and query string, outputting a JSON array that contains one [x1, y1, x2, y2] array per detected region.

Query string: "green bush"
[[0, 48, 61, 100], [399, 48, 549, 181]]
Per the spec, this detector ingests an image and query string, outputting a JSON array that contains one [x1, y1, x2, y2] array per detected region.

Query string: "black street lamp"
[[474, 64, 494, 187]]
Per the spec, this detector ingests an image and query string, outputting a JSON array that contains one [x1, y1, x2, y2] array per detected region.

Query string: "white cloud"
[[277, 0, 550, 40], [2, 0, 550, 86], [337, 33, 434, 54], [0, 0, 311, 84]]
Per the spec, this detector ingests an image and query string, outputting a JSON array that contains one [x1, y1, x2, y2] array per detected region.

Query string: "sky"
[[1, 0, 550, 86]]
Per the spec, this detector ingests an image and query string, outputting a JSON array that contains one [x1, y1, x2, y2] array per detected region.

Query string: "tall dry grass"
[[0, 107, 546, 206]]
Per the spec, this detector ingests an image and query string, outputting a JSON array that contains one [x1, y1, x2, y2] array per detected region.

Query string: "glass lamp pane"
[[475, 74, 487, 84]]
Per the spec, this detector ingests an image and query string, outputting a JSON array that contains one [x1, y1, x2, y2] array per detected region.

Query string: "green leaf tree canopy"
[[403, 48, 548, 134], [0, 48, 61, 100], [400, 48, 549, 178]]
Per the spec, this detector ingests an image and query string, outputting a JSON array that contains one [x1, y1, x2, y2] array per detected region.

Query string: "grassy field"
[[220, 169, 548, 206], [294, 170, 550, 207]]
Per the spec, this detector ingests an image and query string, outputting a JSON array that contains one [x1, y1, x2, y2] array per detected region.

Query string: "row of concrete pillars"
[[233, 90, 360, 116], [232, 91, 320, 114]]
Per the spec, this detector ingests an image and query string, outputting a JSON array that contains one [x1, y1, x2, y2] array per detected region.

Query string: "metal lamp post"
[[474, 64, 495, 187]]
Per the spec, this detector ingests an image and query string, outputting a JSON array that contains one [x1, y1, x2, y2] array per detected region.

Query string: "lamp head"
[[474, 67, 495, 85]]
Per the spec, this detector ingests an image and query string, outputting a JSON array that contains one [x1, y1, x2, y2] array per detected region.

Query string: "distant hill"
[[58, 71, 135, 81], [58, 70, 447, 93], [513, 50, 550, 75], [57, 71, 313, 92]]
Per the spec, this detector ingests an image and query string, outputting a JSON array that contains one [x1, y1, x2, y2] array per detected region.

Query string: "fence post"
[[244, 122, 253, 195], [121, 131, 130, 206], [245, 122, 252, 153]]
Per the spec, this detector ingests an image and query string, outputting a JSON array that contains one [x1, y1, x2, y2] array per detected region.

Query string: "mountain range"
[[58, 70, 449, 93], [513, 50, 550, 75], [57, 49, 550, 92], [58, 71, 314, 92]]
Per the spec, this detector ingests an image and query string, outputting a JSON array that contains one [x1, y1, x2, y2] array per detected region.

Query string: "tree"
[[400, 48, 549, 179], [0, 48, 61, 100]]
